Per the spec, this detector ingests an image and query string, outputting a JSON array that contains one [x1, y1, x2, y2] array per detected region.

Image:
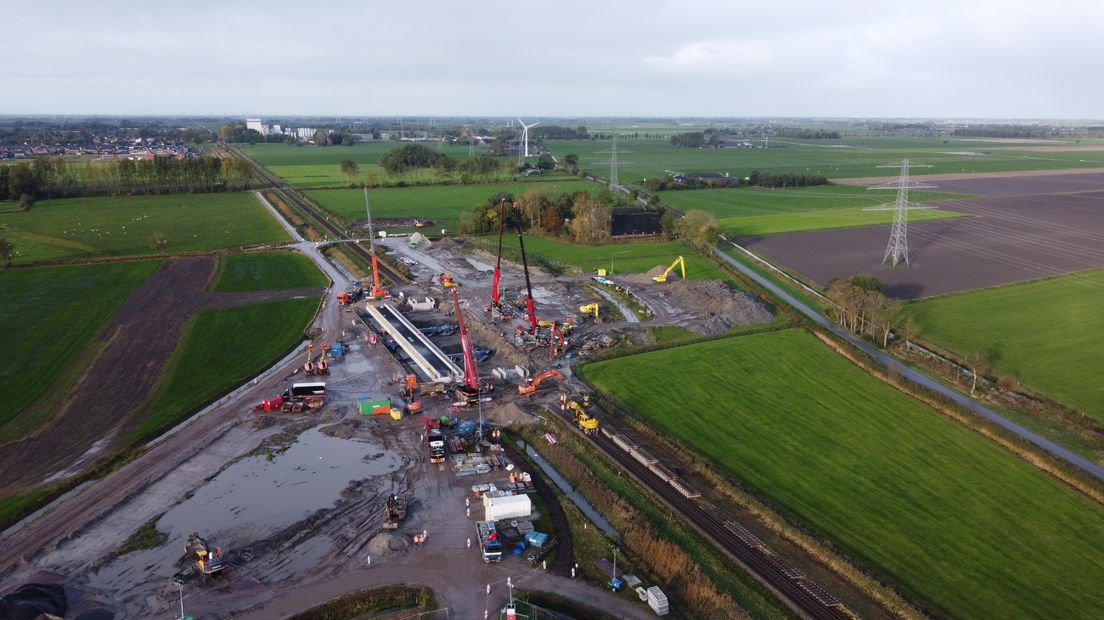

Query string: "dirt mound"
[[486, 402, 539, 428], [366, 532, 411, 556], [321, 417, 373, 439], [644, 264, 668, 278], [666, 280, 774, 335], [427, 237, 459, 254]]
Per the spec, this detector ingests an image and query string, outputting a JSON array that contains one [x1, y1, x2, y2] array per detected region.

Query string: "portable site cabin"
[[483, 493, 532, 522]]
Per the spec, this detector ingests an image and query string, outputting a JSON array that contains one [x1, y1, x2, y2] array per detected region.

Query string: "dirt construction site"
[[0, 198, 776, 618]]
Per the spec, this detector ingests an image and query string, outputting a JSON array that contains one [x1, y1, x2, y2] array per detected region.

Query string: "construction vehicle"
[[579, 303, 600, 321], [413, 218, 427, 228], [490, 197, 507, 310], [401, 374, 424, 415], [476, 521, 504, 563], [512, 202, 538, 333], [303, 343, 315, 375], [185, 533, 225, 577], [561, 393, 599, 435], [316, 343, 330, 375], [451, 287, 482, 406], [426, 423, 446, 463], [439, 273, 458, 288], [518, 369, 563, 396], [383, 494, 408, 530], [652, 256, 686, 284], [362, 188, 390, 299]]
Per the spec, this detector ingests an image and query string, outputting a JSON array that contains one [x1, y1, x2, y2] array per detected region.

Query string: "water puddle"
[[87, 427, 400, 593]]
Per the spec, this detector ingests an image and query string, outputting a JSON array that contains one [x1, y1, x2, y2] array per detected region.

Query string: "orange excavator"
[[363, 188, 390, 299], [518, 370, 563, 396], [317, 343, 330, 375], [303, 343, 315, 375]]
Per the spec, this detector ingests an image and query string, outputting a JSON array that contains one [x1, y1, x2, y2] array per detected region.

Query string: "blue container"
[[331, 342, 344, 357]]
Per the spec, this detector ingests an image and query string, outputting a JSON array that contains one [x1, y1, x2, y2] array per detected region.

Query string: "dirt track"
[[0, 256, 218, 493], [747, 172, 1104, 299]]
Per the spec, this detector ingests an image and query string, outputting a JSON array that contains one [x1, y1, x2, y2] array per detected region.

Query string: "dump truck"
[[383, 494, 408, 530], [427, 428, 446, 463], [476, 521, 503, 563]]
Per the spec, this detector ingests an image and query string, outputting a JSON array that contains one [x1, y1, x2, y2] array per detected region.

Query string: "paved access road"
[[714, 243, 1104, 482]]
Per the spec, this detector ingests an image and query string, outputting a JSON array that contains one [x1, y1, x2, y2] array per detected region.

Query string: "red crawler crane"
[[491, 197, 507, 308], [451, 288, 481, 406], [363, 187, 390, 299], [512, 202, 538, 333]]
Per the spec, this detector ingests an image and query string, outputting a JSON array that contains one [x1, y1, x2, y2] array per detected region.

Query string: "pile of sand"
[[666, 280, 774, 335], [366, 532, 411, 556], [486, 402, 540, 427]]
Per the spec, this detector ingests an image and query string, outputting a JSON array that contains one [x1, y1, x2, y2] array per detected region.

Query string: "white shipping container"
[[483, 494, 532, 521]]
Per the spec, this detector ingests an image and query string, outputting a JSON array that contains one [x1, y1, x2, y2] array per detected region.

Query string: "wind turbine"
[[516, 117, 539, 157]]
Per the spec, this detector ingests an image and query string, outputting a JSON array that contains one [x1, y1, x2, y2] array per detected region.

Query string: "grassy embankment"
[[579, 329, 1104, 619], [0, 193, 290, 264]]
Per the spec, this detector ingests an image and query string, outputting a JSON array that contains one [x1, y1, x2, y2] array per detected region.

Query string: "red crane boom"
[[451, 288, 480, 398], [363, 187, 389, 298], [491, 198, 507, 307], [512, 202, 538, 333]]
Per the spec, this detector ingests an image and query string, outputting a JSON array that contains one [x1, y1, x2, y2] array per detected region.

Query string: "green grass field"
[[580, 329, 1104, 619], [907, 269, 1104, 420], [491, 235, 736, 284], [307, 180, 595, 233], [0, 193, 290, 264], [213, 251, 328, 292], [658, 184, 970, 236], [133, 297, 319, 441], [240, 143, 523, 188], [547, 137, 1104, 188], [0, 262, 158, 433]]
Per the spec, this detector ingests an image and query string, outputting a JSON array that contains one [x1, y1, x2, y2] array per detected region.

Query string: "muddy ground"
[[746, 172, 1104, 299]]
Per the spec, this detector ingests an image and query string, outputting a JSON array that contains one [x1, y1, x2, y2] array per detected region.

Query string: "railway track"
[[229, 146, 406, 285], [558, 408, 850, 620]]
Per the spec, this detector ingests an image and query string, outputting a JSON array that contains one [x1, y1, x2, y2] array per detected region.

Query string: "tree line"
[[824, 274, 908, 348], [774, 127, 841, 139], [0, 156, 255, 200], [531, 125, 589, 140], [644, 170, 828, 191]]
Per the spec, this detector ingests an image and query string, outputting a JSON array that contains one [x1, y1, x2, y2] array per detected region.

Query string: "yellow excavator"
[[561, 393, 599, 434], [579, 303, 600, 321], [652, 256, 686, 284]]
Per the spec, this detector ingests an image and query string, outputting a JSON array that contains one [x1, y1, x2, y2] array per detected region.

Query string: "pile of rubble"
[[664, 280, 774, 335]]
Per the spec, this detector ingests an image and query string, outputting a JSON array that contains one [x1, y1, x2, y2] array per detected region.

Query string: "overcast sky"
[[4, 0, 1101, 119]]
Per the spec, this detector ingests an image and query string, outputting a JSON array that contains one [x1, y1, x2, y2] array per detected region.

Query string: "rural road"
[[715, 242, 1104, 482]]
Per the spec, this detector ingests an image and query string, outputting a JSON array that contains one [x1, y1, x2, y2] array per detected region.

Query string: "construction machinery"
[[491, 197, 507, 310], [362, 188, 390, 299], [316, 343, 330, 375], [303, 343, 315, 375], [561, 393, 599, 435], [383, 494, 408, 530], [451, 288, 482, 406], [426, 419, 446, 463], [401, 374, 423, 415], [518, 369, 563, 396], [512, 201, 538, 333], [185, 533, 225, 577], [579, 303, 600, 321], [652, 256, 686, 284], [439, 273, 458, 288]]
